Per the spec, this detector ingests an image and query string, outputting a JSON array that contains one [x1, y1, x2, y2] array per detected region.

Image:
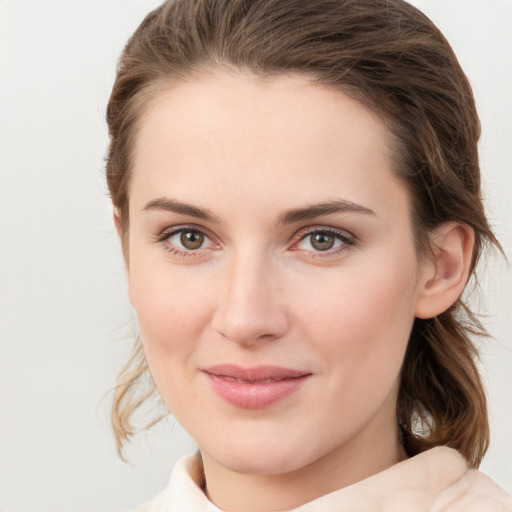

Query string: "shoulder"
[[402, 447, 512, 511], [432, 467, 512, 512]]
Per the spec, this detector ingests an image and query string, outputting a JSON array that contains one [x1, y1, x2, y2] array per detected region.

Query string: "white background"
[[0, 1, 510, 510]]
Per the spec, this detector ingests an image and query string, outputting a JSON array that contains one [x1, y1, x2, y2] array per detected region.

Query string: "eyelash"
[[292, 227, 356, 257], [156, 225, 217, 258], [155, 225, 356, 258]]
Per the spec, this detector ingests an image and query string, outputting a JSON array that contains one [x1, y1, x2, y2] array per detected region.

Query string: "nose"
[[211, 253, 290, 345]]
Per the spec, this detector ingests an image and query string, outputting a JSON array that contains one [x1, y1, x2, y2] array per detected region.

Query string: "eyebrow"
[[277, 200, 376, 225], [143, 197, 375, 225], [143, 197, 218, 222]]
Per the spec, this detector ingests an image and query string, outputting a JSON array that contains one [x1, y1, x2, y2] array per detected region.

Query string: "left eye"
[[166, 229, 214, 251], [296, 231, 347, 252]]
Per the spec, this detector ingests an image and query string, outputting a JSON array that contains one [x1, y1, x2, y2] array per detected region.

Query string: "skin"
[[123, 71, 473, 512]]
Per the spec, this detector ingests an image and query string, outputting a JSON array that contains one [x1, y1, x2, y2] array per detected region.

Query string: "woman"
[[106, 0, 512, 510]]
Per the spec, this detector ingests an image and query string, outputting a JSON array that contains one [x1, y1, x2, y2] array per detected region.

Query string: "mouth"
[[202, 364, 312, 409]]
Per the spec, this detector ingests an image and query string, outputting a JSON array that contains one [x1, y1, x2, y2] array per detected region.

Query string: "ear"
[[414, 223, 475, 319], [113, 207, 122, 237], [113, 207, 131, 275]]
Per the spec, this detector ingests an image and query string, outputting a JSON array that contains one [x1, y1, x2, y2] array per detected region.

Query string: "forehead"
[[134, 72, 388, 164], [130, 72, 408, 220]]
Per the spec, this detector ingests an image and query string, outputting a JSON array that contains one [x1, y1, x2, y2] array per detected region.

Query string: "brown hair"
[[106, 0, 500, 466]]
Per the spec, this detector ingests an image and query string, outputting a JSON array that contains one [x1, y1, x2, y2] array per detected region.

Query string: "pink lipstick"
[[203, 364, 311, 409]]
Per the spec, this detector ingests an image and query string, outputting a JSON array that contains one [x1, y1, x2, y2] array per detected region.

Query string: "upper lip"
[[203, 364, 310, 383]]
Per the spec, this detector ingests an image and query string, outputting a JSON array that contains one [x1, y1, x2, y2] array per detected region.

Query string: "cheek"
[[297, 254, 418, 378], [300, 266, 417, 433], [129, 250, 212, 333], [128, 260, 214, 392]]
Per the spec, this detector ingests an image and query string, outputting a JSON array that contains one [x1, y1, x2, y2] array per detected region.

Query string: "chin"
[[201, 434, 324, 476]]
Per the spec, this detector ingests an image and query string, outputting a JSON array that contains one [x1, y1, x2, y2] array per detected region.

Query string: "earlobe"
[[414, 223, 475, 319]]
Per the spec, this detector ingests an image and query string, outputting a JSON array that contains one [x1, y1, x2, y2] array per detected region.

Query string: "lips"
[[203, 364, 311, 409]]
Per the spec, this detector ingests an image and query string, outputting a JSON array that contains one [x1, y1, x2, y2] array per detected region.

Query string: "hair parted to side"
[[106, 0, 501, 466]]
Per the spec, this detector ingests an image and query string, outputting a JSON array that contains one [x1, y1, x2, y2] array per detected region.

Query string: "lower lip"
[[205, 373, 310, 409]]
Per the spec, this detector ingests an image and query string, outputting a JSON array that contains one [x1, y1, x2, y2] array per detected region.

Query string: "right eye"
[[171, 230, 207, 250], [159, 227, 217, 256]]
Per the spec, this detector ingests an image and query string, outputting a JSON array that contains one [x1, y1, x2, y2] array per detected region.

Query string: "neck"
[[201, 422, 406, 512]]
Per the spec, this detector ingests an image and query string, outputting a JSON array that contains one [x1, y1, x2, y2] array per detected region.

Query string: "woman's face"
[[127, 72, 429, 477]]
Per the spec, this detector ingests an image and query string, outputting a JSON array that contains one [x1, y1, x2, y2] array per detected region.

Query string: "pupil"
[[312, 233, 334, 251], [181, 231, 204, 250]]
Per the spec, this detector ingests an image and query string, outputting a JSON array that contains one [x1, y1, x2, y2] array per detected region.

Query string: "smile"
[[203, 364, 312, 409]]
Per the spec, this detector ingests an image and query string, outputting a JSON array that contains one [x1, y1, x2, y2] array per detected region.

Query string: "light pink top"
[[136, 447, 512, 511]]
